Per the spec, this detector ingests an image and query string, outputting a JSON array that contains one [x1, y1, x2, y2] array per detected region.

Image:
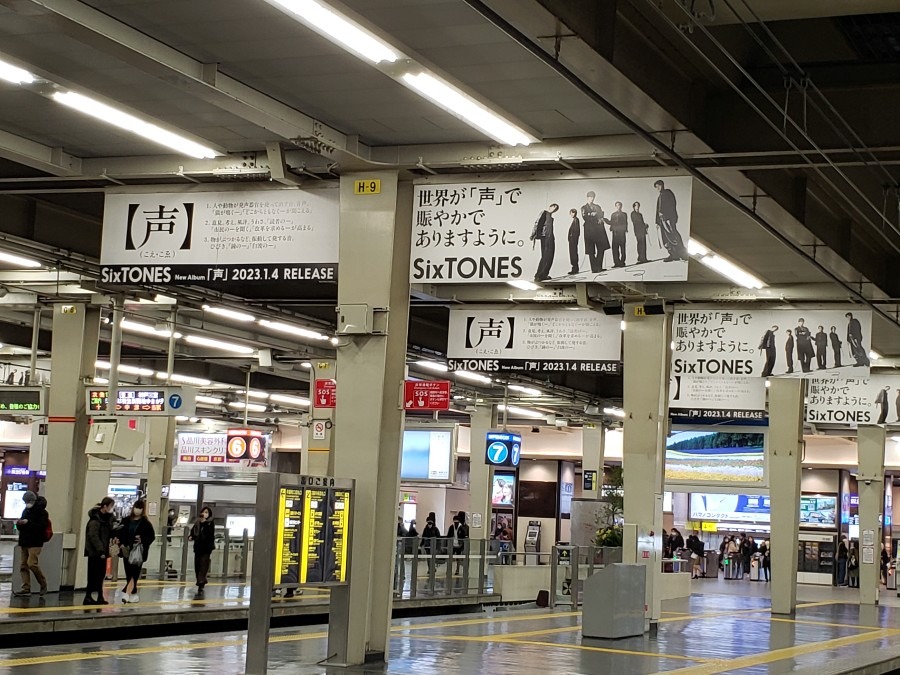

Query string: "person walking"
[[759, 325, 778, 377], [785, 329, 795, 373], [530, 204, 559, 282], [829, 326, 843, 368], [83, 497, 115, 605], [815, 326, 828, 370], [114, 499, 156, 604], [14, 490, 49, 597], [727, 536, 741, 579], [631, 202, 649, 263], [654, 180, 688, 261], [759, 539, 770, 582], [606, 201, 629, 267], [847, 544, 859, 588], [421, 512, 440, 573], [566, 208, 581, 274], [188, 506, 215, 594], [581, 191, 609, 273], [836, 535, 849, 586]]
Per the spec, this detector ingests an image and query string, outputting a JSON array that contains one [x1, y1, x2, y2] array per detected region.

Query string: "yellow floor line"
[[0, 593, 330, 615], [397, 611, 578, 632], [654, 628, 899, 675], [505, 639, 720, 664]]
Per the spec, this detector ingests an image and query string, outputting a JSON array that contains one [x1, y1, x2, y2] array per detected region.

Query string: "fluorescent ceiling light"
[[265, 0, 399, 64], [454, 370, 492, 384], [258, 319, 330, 341], [402, 72, 534, 146], [121, 319, 181, 339], [228, 401, 267, 413], [196, 395, 224, 405], [300, 361, 312, 369], [184, 334, 255, 354], [94, 360, 154, 377], [0, 59, 35, 85], [870, 350, 882, 361], [604, 407, 626, 418], [203, 305, 255, 323], [415, 360, 449, 373], [0, 250, 42, 268], [157, 372, 212, 387], [508, 280, 540, 291], [508, 384, 541, 396], [52, 91, 218, 159], [237, 390, 270, 400], [621, 321, 627, 331], [270, 393, 311, 407], [688, 239, 765, 290], [498, 404, 544, 419], [92, 377, 109, 385]]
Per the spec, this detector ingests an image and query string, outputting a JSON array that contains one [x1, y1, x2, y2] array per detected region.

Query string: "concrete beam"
[[0, 129, 82, 177]]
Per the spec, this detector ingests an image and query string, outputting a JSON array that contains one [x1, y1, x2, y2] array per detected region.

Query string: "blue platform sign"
[[485, 431, 522, 468]]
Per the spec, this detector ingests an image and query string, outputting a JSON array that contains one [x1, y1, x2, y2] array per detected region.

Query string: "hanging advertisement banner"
[[176, 430, 269, 467], [807, 374, 900, 425], [669, 376, 767, 423], [447, 307, 622, 374], [411, 176, 693, 285], [100, 188, 338, 285], [672, 309, 872, 379]]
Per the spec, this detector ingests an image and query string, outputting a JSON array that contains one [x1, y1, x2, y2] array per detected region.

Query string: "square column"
[[768, 378, 805, 616], [328, 172, 410, 666], [621, 306, 669, 625], [468, 405, 498, 540], [858, 425, 886, 605], [144, 418, 176, 534], [582, 425, 605, 500]]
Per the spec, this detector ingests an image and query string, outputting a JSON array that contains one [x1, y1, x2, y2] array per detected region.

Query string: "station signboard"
[[403, 380, 451, 411], [447, 307, 622, 375], [669, 375, 767, 424], [807, 374, 900, 426], [100, 188, 339, 286], [0, 387, 45, 415], [86, 387, 196, 417], [485, 431, 522, 468], [176, 429, 269, 467], [314, 379, 337, 408]]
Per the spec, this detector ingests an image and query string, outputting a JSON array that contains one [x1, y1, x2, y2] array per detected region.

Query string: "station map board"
[[273, 481, 351, 586]]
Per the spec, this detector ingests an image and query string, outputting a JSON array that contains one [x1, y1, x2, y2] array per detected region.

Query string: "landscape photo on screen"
[[400, 429, 453, 481], [665, 430, 765, 484]]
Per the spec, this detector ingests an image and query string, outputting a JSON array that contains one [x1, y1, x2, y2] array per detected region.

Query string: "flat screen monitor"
[[800, 495, 837, 528], [690, 493, 771, 524], [169, 483, 199, 502], [400, 429, 454, 482], [492, 473, 516, 507], [663, 491, 673, 513], [665, 429, 766, 486], [226, 515, 255, 537]]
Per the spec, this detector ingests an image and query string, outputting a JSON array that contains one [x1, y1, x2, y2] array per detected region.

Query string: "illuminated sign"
[[176, 430, 269, 467], [86, 386, 196, 416], [0, 387, 45, 415], [485, 431, 522, 468]]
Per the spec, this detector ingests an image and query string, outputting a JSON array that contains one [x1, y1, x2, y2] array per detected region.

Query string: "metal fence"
[[393, 537, 494, 599]]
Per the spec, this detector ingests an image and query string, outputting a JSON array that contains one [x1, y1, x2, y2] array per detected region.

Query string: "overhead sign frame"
[[86, 386, 197, 416], [0, 387, 46, 416]]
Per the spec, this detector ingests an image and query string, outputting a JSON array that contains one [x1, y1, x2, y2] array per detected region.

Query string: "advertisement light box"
[[485, 431, 522, 468], [400, 429, 453, 482], [665, 430, 766, 486]]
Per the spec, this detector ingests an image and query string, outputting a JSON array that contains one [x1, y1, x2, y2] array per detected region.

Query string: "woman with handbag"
[[188, 506, 215, 594], [114, 499, 156, 604]]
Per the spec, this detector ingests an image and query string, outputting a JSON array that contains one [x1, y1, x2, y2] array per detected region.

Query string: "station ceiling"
[[0, 0, 898, 426]]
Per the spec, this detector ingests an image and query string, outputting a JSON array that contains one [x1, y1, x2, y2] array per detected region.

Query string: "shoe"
[[128, 594, 139, 603], [568, 268, 578, 275], [121, 593, 131, 604], [13, 590, 30, 597], [96, 598, 109, 605], [39, 587, 47, 596], [83, 597, 97, 605]]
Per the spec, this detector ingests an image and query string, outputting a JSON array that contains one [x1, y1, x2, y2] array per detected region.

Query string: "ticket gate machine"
[[525, 520, 542, 564]]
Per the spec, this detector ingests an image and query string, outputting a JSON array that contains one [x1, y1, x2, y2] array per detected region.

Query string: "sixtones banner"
[[447, 307, 622, 374], [672, 309, 872, 379], [669, 375, 767, 423], [411, 176, 693, 285], [807, 374, 900, 425], [100, 188, 339, 285]]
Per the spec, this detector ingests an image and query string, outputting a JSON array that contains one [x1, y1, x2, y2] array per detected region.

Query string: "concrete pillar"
[[621, 306, 668, 625], [768, 378, 805, 616], [44, 304, 103, 587], [468, 405, 498, 540], [858, 425, 886, 605], [582, 425, 605, 500], [145, 417, 176, 534], [328, 172, 410, 666]]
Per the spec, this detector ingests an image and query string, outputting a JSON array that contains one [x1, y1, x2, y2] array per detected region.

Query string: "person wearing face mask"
[[83, 497, 115, 605], [113, 499, 156, 604], [188, 506, 216, 594]]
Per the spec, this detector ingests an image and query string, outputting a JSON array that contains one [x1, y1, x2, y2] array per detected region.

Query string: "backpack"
[[43, 517, 52, 543]]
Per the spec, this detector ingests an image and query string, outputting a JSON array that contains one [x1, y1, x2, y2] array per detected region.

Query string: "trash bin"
[[703, 551, 719, 579], [582, 563, 646, 639]]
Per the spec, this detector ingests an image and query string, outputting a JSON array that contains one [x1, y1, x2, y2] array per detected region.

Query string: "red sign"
[[314, 379, 337, 408], [403, 380, 451, 411]]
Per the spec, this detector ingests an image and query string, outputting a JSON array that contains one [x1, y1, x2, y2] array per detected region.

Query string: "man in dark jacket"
[[581, 191, 609, 273], [566, 209, 581, 275], [759, 325, 778, 377], [829, 326, 843, 368], [84, 497, 115, 605], [785, 329, 794, 374], [631, 202, 649, 263], [846, 312, 870, 367], [16, 491, 48, 596], [530, 204, 559, 282], [795, 319, 814, 373], [654, 180, 688, 261], [815, 326, 828, 370], [606, 201, 629, 267]]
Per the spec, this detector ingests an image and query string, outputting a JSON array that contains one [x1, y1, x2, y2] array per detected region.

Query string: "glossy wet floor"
[[2, 594, 900, 673]]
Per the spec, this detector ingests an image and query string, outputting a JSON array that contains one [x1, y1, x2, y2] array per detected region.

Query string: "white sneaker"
[[121, 593, 131, 604], [128, 594, 139, 603]]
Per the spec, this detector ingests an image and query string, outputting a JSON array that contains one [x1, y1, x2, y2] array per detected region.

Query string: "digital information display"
[[87, 386, 196, 416], [0, 388, 43, 414], [274, 484, 351, 586]]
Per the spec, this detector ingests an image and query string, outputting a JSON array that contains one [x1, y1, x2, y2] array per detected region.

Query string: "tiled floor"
[[2, 581, 900, 673]]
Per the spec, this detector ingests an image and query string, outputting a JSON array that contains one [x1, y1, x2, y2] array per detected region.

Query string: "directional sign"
[[314, 379, 337, 409], [87, 386, 196, 417], [403, 380, 451, 411], [485, 431, 522, 468]]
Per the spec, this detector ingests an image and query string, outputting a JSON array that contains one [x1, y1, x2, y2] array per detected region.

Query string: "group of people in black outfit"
[[530, 180, 689, 282], [758, 313, 870, 377]]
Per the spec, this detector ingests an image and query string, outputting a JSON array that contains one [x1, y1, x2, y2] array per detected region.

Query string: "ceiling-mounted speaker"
[[602, 301, 624, 315], [643, 300, 666, 315]]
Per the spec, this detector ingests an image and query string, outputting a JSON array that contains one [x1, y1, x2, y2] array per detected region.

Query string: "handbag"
[[108, 541, 121, 558], [128, 544, 144, 566]]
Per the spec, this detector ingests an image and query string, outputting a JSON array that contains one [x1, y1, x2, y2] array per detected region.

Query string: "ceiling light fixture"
[[228, 401, 268, 413], [196, 395, 224, 405], [94, 360, 154, 377], [0, 250, 42, 268], [270, 393, 312, 407], [603, 407, 626, 418], [508, 280, 540, 291], [184, 334, 256, 354], [52, 91, 218, 159], [156, 372, 212, 387], [121, 319, 181, 339], [508, 384, 541, 396], [258, 319, 330, 341], [498, 404, 545, 419], [237, 390, 270, 400], [300, 361, 312, 369], [454, 370, 492, 384], [202, 305, 255, 322], [264, 0, 399, 64], [0, 59, 35, 85], [401, 72, 534, 146], [415, 360, 449, 373], [688, 238, 765, 290]]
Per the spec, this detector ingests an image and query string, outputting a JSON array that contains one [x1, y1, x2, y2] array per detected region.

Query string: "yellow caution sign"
[[353, 178, 381, 195]]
